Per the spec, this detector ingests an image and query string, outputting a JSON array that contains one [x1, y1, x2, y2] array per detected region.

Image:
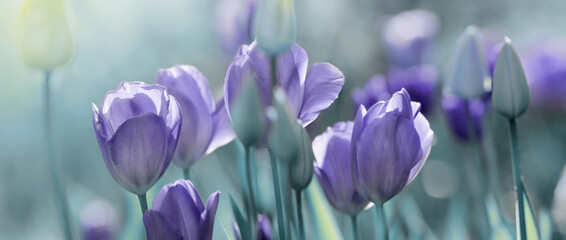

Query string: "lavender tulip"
[[92, 82, 181, 195], [386, 64, 438, 115], [351, 74, 391, 111], [351, 89, 434, 204], [441, 94, 486, 142], [313, 121, 371, 216], [155, 65, 235, 170], [224, 41, 344, 133], [143, 179, 220, 240], [383, 9, 440, 68]]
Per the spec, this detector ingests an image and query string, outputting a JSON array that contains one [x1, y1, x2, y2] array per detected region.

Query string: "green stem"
[[509, 119, 526, 239], [270, 56, 277, 88], [269, 149, 286, 240], [182, 168, 189, 180], [44, 70, 74, 240], [295, 190, 304, 240], [351, 215, 358, 240], [138, 193, 148, 214], [375, 204, 388, 240], [245, 147, 257, 238]]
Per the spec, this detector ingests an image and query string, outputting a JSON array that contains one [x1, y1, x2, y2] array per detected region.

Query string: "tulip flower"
[[447, 25, 491, 99], [383, 9, 440, 68], [351, 74, 391, 112], [19, 0, 73, 70], [252, 0, 297, 55], [155, 65, 235, 172], [289, 125, 314, 191], [351, 89, 434, 204], [143, 179, 220, 240], [215, 0, 257, 55], [386, 64, 438, 115], [313, 121, 370, 216], [92, 82, 182, 197], [441, 94, 486, 142]]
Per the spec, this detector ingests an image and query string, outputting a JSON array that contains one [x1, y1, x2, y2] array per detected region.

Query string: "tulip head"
[[268, 88, 300, 163], [387, 64, 438, 115], [252, 0, 297, 55], [289, 125, 314, 191], [350, 89, 434, 204], [352, 74, 391, 111], [493, 37, 530, 119], [92, 82, 181, 195], [448, 25, 491, 99], [20, 0, 73, 69]]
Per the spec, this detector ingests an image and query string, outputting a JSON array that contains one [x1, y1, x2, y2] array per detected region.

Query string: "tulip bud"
[[289, 125, 314, 191], [493, 37, 530, 119], [447, 25, 491, 99], [19, 0, 73, 70], [230, 76, 267, 148], [268, 88, 300, 163], [252, 0, 297, 56]]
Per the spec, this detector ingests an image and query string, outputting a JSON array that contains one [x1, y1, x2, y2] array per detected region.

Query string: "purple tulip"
[[92, 82, 182, 195], [441, 94, 486, 142], [143, 179, 220, 240], [386, 64, 438, 115], [351, 89, 434, 204], [351, 74, 391, 111], [523, 40, 566, 109], [224, 41, 344, 132], [383, 9, 440, 68], [155, 65, 235, 169], [214, 0, 256, 55], [313, 121, 371, 216]]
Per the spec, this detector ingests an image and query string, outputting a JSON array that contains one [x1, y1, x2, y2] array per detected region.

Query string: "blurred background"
[[2, 0, 566, 239]]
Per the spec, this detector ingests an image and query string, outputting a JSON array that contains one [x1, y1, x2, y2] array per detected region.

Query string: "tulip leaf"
[[220, 221, 236, 240], [486, 195, 512, 240], [305, 178, 344, 240], [229, 195, 251, 240], [539, 210, 552, 240], [522, 191, 540, 240]]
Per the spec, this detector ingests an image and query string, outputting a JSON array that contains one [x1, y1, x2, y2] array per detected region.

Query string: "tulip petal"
[[206, 99, 236, 155], [200, 191, 220, 240], [143, 210, 183, 240], [277, 43, 308, 113], [407, 112, 434, 184], [106, 113, 170, 195], [299, 63, 344, 126]]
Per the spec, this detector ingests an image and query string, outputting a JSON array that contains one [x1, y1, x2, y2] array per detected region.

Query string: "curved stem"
[[351, 215, 358, 240], [375, 204, 388, 240], [138, 193, 148, 214], [269, 149, 286, 240], [509, 119, 526, 239], [44, 70, 74, 240], [245, 147, 257, 237], [295, 190, 305, 240], [182, 168, 189, 180]]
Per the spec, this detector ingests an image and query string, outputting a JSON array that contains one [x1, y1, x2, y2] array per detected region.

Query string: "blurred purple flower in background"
[[523, 40, 566, 109], [441, 94, 486, 142], [80, 200, 117, 240], [156, 65, 235, 170], [92, 82, 182, 195], [351, 74, 391, 111], [386, 65, 438, 114], [233, 214, 272, 240], [383, 9, 440, 68], [215, 0, 256, 55], [351, 89, 434, 203], [143, 179, 220, 240], [313, 121, 371, 216]]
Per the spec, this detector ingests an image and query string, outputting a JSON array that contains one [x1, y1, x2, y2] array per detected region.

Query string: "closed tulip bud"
[[493, 37, 530, 119], [448, 25, 491, 99], [92, 82, 182, 195], [230, 75, 267, 148], [19, 0, 73, 69], [351, 89, 434, 204], [289, 125, 314, 191], [268, 88, 300, 163], [252, 0, 297, 55]]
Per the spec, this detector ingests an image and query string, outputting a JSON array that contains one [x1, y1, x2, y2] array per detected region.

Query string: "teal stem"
[[269, 149, 286, 240], [138, 193, 148, 214], [351, 215, 358, 240], [375, 204, 388, 240], [270, 56, 277, 88], [44, 70, 74, 240], [509, 119, 526, 239], [295, 190, 304, 240], [182, 168, 189, 180], [245, 147, 257, 238]]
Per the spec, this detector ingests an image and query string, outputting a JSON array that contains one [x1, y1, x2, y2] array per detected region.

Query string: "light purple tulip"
[[313, 121, 371, 216], [155, 65, 235, 169], [351, 89, 434, 204], [92, 82, 182, 195], [143, 179, 220, 240], [224, 41, 344, 132]]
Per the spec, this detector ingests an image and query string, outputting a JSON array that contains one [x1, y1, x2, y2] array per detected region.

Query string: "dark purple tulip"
[[313, 121, 371, 216], [233, 214, 272, 240], [214, 0, 256, 55], [383, 9, 440, 68], [92, 82, 182, 195], [143, 179, 220, 240], [351, 89, 434, 204], [155, 65, 235, 169], [523, 41, 566, 108], [351, 74, 391, 111], [441, 94, 486, 142], [224, 41, 344, 130], [386, 64, 438, 115]]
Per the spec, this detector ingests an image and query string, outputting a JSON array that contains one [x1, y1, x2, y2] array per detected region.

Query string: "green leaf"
[[229, 195, 251, 240], [522, 191, 540, 240], [220, 221, 236, 240], [305, 178, 344, 240]]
